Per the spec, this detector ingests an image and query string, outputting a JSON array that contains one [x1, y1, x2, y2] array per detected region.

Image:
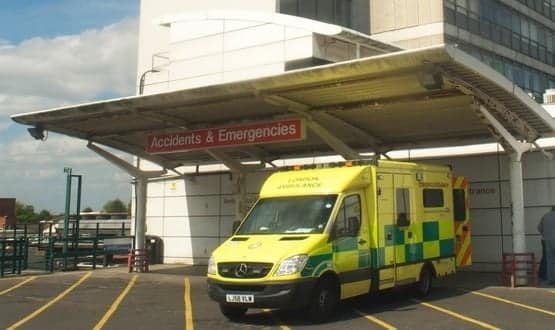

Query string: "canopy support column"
[[508, 152, 526, 255], [135, 177, 147, 252], [206, 150, 254, 226], [235, 173, 248, 222], [477, 105, 532, 282], [87, 143, 166, 271]]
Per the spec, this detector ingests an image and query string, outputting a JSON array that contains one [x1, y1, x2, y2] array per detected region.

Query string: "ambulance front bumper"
[[207, 277, 317, 309]]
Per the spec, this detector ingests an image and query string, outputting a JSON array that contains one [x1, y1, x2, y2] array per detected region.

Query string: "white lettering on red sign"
[[146, 119, 305, 154]]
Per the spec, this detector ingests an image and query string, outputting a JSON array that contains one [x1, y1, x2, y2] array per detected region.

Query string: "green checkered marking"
[[359, 251, 370, 268], [385, 224, 405, 246], [333, 237, 358, 252], [370, 248, 385, 268], [302, 253, 331, 277], [394, 226, 405, 245], [423, 222, 439, 241], [405, 243, 423, 263], [440, 239, 454, 257]]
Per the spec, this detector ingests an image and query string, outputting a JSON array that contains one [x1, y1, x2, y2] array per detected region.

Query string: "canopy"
[[12, 44, 555, 170]]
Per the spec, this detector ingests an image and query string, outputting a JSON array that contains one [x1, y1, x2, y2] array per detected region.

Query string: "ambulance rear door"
[[453, 176, 472, 267]]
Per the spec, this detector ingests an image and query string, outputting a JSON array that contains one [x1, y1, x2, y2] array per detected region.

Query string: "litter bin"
[[145, 235, 164, 265]]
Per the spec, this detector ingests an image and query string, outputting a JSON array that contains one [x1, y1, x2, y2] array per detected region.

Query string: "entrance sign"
[[146, 119, 305, 154]]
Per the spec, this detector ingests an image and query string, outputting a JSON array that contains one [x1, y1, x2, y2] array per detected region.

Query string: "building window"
[[448, 37, 555, 99], [517, 0, 555, 19], [277, 0, 353, 28], [280, 0, 297, 15], [444, 0, 555, 97]]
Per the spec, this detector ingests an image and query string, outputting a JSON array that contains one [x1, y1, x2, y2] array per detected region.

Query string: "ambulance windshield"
[[237, 195, 338, 235]]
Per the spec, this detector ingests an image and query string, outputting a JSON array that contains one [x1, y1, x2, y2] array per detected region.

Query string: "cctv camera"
[[27, 126, 47, 141]]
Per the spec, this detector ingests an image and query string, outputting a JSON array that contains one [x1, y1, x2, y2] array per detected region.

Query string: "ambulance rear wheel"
[[415, 265, 433, 297], [219, 304, 247, 320], [307, 277, 339, 323]]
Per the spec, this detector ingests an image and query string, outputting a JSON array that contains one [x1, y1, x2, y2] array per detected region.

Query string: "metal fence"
[[0, 222, 133, 277]]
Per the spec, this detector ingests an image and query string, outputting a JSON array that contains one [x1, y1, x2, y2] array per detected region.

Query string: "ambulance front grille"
[[218, 262, 273, 278]]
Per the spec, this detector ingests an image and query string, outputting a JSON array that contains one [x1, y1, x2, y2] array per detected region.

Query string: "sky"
[[0, 0, 140, 213]]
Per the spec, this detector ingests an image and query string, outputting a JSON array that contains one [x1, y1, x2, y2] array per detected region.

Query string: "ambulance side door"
[[331, 191, 371, 299], [377, 173, 396, 289], [393, 174, 416, 284]]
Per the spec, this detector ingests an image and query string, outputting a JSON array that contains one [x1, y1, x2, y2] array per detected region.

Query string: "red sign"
[[146, 119, 305, 154]]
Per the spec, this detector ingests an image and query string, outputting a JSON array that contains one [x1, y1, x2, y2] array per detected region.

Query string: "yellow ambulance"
[[207, 160, 471, 322]]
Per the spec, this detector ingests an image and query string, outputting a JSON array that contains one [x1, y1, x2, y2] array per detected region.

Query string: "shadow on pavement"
[[147, 264, 208, 276]]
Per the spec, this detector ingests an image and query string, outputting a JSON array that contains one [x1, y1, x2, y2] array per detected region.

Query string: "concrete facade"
[[137, 0, 391, 95], [369, 0, 445, 48], [137, 0, 277, 94]]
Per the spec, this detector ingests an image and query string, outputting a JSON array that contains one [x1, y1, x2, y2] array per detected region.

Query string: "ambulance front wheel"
[[219, 304, 247, 321], [415, 264, 433, 297], [307, 276, 339, 323]]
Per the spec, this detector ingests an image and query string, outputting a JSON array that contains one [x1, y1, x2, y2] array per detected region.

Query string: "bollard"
[[502, 253, 538, 287]]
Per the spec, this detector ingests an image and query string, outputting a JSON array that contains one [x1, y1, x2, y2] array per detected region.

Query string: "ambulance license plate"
[[226, 294, 254, 303]]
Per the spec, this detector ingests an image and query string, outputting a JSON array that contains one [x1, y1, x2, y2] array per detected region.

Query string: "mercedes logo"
[[234, 263, 249, 277]]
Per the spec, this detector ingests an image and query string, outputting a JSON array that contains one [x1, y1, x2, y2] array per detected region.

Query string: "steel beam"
[[264, 95, 360, 160]]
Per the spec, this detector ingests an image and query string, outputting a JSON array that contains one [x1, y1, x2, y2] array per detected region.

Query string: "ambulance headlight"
[[275, 254, 308, 276], [207, 255, 217, 275]]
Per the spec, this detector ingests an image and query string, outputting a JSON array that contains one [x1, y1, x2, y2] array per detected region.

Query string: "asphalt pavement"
[[0, 265, 553, 329]]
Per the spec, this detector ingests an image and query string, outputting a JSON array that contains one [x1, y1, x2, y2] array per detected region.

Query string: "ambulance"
[[207, 160, 471, 322]]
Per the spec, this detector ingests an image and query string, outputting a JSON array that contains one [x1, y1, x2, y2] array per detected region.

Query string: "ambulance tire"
[[219, 304, 247, 321], [307, 277, 339, 323], [415, 264, 433, 297]]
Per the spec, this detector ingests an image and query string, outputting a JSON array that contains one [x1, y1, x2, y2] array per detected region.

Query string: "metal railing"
[[1, 223, 133, 277]]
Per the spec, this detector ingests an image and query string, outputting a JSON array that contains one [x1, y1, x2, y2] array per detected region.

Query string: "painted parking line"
[[6, 272, 92, 330], [93, 274, 138, 330], [0, 276, 36, 296], [184, 277, 194, 330], [413, 299, 500, 330], [265, 309, 292, 330], [354, 309, 397, 330], [471, 291, 555, 317]]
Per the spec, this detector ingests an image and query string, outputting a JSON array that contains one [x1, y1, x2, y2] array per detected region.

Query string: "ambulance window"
[[237, 195, 337, 235], [423, 189, 444, 207], [453, 189, 466, 221], [333, 194, 361, 237], [396, 188, 410, 226]]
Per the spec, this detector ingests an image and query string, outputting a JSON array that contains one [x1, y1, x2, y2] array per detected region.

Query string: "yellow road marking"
[[93, 274, 138, 330], [0, 276, 36, 296], [354, 309, 397, 330], [6, 272, 92, 330], [471, 291, 555, 317], [414, 299, 500, 330], [263, 309, 290, 330], [184, 277, 194, 330]]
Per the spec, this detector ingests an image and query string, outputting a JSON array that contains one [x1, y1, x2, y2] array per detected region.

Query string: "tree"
[[37, 209, 52, 221], [15, 202, 52, 223], [15, 202, 36, 223], [102, 198, 128, 213]]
